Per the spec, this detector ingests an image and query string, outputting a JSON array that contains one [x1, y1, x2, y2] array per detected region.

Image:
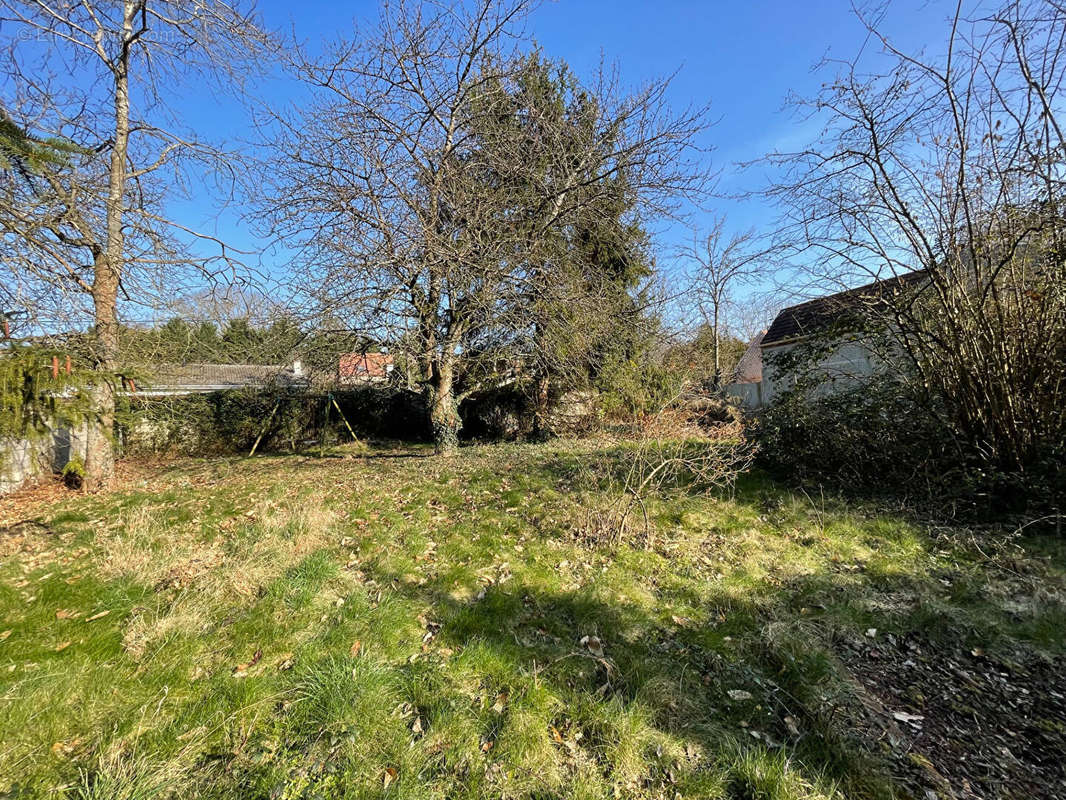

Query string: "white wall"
[[726, 338, 880, 409], [763, 339, 878, 404], [723, 380, 763, 408]]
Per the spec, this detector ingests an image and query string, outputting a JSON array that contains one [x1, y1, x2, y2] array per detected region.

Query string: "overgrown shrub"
[[459, 387, 532, 441], [595, 356, 685, 420], [753, 375, 1065, 518], [122, 387, 428, 456]]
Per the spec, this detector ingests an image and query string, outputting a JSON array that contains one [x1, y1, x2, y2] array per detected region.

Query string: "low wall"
[[1, 423, 88, 496], [724, 381, 764, 409]]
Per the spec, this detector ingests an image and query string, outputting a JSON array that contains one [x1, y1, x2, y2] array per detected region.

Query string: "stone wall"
[[0, 423, 88, 496]]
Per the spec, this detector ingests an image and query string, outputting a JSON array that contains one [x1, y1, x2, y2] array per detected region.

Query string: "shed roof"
[[140, 363, 307, 393], [732, 330, 765, 383], [763, 270, 929, 347]]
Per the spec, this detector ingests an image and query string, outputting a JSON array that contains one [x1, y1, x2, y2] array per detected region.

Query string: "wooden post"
[[320, 395, 331, 457], [249, 400, 281, 457], [330, 393, 359, 444]]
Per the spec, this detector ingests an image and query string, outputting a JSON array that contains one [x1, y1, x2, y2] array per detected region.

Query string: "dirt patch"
[[840, 634, 1066, 799]]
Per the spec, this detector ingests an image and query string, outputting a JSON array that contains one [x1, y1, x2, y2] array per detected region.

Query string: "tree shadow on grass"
[[348, 554, 898, 800]]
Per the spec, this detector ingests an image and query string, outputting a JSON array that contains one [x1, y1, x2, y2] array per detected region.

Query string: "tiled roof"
[[732, 330, 765, 383], [338, 352, 393, 379], [143, 363, 307, 391], [763, 270, 929, 346]]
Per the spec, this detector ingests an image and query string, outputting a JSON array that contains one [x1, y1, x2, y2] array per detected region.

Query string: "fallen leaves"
[[84, 610, 110, 623], [232, 648, 262, 677], [50, 738, 81, 758], [579, 635, 604, 658], [417, 615, 441, 652], [54, 641, 71, 652], [350, 640, 363, 658], [381, 766, 397, 789]]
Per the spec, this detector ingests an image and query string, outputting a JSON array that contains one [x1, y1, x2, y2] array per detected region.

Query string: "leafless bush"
[[575, 386, 755, 549], [763, 0, 1066, 498]]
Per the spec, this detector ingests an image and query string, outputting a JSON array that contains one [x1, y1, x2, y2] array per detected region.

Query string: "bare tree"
[[764, 0, 1066, 481], [0, 1, 272, 488], [255, 0, 712, 453], [679, 217, 767, 386]]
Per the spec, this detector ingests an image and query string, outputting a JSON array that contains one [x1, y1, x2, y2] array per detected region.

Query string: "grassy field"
[[1, 441, 1064, 799]]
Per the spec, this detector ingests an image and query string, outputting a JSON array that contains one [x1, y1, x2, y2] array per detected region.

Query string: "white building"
[[726, 271, 928, 408]]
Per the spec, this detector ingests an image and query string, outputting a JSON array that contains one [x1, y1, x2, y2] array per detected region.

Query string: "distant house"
[[338, 352, 394, 385], [726, 270, 928, 408], [132, 361, 309, 396]]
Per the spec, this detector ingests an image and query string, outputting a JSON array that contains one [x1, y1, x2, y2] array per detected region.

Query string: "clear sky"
[[167, 0, 961, 310]]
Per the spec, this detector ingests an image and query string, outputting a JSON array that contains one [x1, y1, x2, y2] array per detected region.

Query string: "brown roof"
[[763, 270, 929, 346], [338, 352, 393, 379]]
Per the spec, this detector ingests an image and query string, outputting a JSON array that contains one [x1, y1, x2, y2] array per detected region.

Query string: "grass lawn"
[[1, 440, 1064, 799]]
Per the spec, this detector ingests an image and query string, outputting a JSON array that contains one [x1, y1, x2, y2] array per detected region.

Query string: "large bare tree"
[[765, 0, 1066, 483], [0, 1, 271, 488], [679, 217, 768, 387], [256, 0, 712, 453]]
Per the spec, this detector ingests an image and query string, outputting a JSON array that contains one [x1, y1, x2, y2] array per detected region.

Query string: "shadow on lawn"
[[351, 555, 898, 799]]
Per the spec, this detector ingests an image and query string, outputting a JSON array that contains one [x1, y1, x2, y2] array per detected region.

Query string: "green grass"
[[0, 440, 1063, 799]]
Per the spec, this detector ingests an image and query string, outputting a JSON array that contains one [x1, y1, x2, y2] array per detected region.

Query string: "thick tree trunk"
[[85, 2, 134, 490], [83, 378, 115, 492], [429, 362, 461, 454]]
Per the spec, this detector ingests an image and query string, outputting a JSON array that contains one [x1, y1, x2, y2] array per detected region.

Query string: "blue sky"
[[170, 0, 960, 310]]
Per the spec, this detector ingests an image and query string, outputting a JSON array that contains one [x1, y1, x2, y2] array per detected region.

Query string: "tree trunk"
[[429, 361, 461, 454], [531, 372, 551, 440], [83, 378, 115, 492], [712, 305, 721, 389], [85, 2, 134, 490]]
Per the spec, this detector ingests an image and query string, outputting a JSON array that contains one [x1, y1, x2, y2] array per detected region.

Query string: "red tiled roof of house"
[[338, 352, 393, 379]]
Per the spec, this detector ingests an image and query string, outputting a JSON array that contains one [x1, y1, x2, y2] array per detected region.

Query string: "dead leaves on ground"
[[579, 634, 604, 658], [381, 766, 397, 789], [232, 647, 262, 678]]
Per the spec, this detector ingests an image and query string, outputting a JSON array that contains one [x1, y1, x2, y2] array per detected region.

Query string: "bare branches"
[[678, 216, 771, 385], [764, 0, 1066, 477], [254, 0, 713, 452], [0, 0, 275, 486]]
